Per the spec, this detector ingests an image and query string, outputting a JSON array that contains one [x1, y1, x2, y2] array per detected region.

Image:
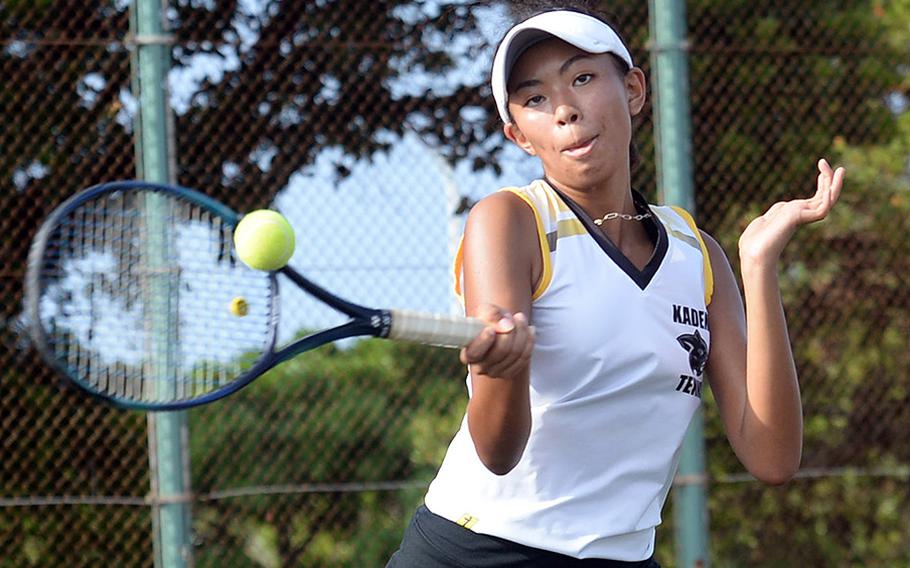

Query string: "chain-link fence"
[[2, 1, 908, 566]]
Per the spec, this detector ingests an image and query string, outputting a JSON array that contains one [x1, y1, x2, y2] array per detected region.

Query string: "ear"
[[624, 67, 647, 117], [503, 122, 537, 156]]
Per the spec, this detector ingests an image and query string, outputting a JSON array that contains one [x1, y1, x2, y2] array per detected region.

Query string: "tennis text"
[[675, 374, 703, 398]]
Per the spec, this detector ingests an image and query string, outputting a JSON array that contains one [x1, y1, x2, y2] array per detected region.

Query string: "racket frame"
[[25, 181, 396, 410]]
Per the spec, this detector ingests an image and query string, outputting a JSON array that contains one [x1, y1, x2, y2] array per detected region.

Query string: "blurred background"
[[2, 1, 909, 566]]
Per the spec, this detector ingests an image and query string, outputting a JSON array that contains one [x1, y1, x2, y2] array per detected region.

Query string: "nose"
[[554, 103, 581, 126]]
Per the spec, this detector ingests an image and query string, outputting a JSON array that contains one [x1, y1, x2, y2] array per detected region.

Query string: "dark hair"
[[500, 1, 642, 169]]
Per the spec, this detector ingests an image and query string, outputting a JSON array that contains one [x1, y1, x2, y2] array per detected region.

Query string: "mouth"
[[561, 135, 599, 157]]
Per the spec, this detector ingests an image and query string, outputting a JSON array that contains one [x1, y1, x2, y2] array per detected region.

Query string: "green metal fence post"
[[648, 1, 709, 566], [130, 1, 193, 566]]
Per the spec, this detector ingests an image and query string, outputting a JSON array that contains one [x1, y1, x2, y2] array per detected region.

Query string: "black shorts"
[[386, 505, 661, 568]]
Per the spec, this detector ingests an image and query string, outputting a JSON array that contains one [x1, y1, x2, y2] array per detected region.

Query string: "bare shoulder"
[[465, 190, 536, 234], [698, 229, 728, 264], [698, 229, 744, 322], [463, 190, 539, 256], [697, 229, 735, 281], [462, 190, 540, 311]]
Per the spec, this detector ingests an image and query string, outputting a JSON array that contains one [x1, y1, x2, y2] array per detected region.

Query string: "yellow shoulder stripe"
[[670, 206, 714, 306], [556, 218, 586, 239], [504, 189, 552, 300], [453, 235, 466, 304]]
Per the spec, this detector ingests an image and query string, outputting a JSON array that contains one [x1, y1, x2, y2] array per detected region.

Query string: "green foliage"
[[189, 339, 466, 566], [688, 1, 910, 565], [3, 1, 910, 565]]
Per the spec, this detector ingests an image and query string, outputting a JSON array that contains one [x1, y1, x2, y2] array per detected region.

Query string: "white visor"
[[491, 10, 633, 123]]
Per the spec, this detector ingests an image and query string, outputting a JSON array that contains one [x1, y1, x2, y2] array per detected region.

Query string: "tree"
[[3, 0, 909, 565], [684, 1, 910, 565], [1, 3, 498, 565], [168, 0, 506, 210], [189, 339, 466, 567]]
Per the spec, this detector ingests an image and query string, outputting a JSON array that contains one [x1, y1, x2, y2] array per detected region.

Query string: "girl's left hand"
[[738, 158, 845, 267]]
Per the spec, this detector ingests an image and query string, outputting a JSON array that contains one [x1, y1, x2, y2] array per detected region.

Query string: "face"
[[503, 38, 646, 190]]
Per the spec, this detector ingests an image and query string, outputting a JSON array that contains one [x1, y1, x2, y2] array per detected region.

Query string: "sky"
[[273, 132, 539, 341], [19, 0, 910, 378], [160, 0, 543, 343], [23, 0, 543, 358]]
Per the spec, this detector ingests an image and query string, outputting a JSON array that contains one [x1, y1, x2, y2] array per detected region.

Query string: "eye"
[[524, 94, 545, 107], [573, 73, 593, 86]]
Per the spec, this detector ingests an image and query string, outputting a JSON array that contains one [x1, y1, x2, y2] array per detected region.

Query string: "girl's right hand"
[[460, 303, 535, 380]]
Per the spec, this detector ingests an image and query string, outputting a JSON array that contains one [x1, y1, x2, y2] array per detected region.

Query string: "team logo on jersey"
[[675, 329, 708, 398], [677, 330, 708, 376]]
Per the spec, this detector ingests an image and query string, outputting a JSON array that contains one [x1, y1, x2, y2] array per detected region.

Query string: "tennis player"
[[388, 3, 845, 567]]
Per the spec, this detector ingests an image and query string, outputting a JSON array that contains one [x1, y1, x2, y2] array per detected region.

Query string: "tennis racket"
[[25, 180, 484, 411]]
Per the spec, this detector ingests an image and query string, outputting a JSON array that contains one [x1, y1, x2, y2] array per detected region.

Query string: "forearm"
[[739, 260, 803, 480], [467, 368, 532, 475], [709, 159, 842, 483]]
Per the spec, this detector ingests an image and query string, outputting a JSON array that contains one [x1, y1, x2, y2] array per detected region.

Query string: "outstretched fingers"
[[738, 158, 846, 264], [829, 163, 845, 205], [800, 159, 845, 224]]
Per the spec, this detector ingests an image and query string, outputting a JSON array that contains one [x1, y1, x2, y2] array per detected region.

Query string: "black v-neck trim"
[[547, 182, 668, 290]]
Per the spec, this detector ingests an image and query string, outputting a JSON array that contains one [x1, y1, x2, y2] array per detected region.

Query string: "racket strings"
[[36, 188, 274, 404]]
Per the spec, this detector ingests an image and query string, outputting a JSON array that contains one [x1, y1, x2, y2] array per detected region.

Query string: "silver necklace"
[[593, 211, 652, 225]]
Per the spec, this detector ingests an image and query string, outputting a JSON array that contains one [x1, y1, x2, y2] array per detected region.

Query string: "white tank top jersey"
[[424, 179, 715, 561]]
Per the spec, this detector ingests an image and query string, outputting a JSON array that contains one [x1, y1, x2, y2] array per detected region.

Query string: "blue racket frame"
[[26, 180, 394, 411]]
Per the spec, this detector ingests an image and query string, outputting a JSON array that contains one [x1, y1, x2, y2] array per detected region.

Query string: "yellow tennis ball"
[[229, 297, 248, 317], [233, 209, 295, 271]]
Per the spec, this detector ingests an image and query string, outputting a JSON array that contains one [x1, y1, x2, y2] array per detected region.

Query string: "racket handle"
[[388, 309, 487, 348]]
